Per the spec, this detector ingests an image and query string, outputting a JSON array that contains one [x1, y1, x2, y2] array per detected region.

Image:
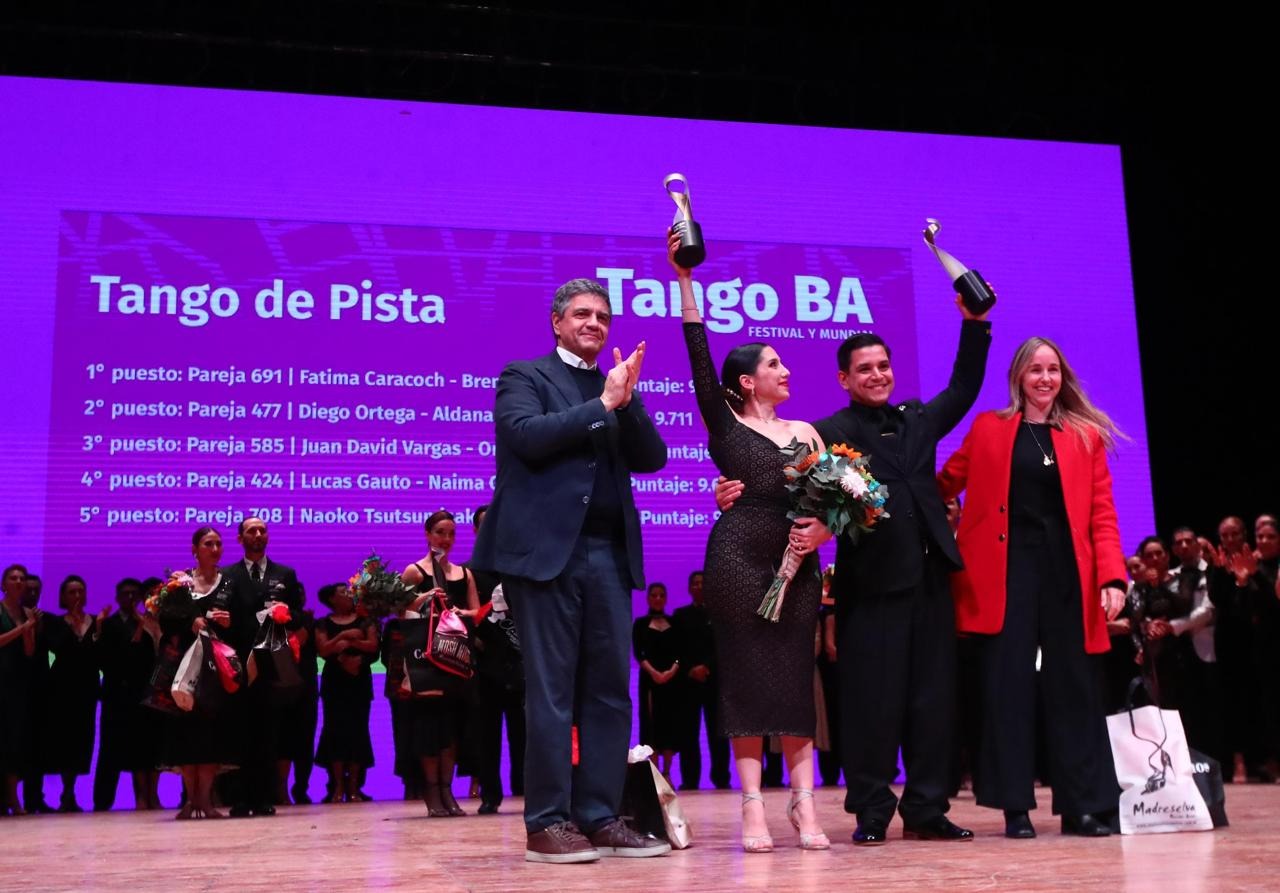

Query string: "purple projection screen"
[[0, 76, 1149, 798]]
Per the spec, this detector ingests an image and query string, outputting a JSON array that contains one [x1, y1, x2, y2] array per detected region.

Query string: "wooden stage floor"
[[2, 785, 1277, 892]]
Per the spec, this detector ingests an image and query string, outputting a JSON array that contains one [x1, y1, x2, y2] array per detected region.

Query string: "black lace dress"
[[684, 322, 821, 738]]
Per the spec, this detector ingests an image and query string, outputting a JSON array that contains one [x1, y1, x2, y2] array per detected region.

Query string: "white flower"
[[839, 467, 868, 498]]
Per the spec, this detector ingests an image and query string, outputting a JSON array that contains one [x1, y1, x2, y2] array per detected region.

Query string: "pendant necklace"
[[1024, 420, 1055, 466]]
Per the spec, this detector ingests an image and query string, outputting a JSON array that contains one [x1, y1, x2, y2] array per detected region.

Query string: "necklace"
[[1024, 420, 1056, 466]]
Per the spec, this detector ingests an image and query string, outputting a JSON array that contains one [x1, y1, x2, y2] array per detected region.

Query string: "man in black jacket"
[[814, 305, 990, 844], [222, 515, 302, 817], [471, 278, 670, 863]]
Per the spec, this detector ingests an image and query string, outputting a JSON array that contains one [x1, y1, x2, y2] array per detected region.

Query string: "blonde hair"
[[996, 336, 1124, 450]]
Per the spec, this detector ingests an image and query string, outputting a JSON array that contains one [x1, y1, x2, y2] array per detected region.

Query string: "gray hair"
[[551, 278, 611, 317]]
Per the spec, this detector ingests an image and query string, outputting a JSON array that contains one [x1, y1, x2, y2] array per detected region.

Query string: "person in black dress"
[[466, 503, 526, 814], [157, 527, 241, 820], [275, 584, 318, 805], [400, 509, 481, 817], [94, 577, 163, 811], [43, 575, 100, 812], [632, 582, 681, 778], [1, 563, 39, 815], [670, 231, 833, 852], [314, 583, 379, 802], [1130, 536, 1194, 709]]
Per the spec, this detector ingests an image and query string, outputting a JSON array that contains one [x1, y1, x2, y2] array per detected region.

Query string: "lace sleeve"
[[683, 322, 735, 437]]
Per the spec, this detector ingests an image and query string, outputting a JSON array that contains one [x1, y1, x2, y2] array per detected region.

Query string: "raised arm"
[[669, 230, 736, 438], [923, 306, 992, 438]]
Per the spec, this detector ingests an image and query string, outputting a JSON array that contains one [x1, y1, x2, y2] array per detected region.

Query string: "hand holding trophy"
[[664, 173, 706, 268], [923, 218, 997, 317]]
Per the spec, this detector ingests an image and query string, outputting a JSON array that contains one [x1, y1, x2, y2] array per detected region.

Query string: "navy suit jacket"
[[471, 349, 667, 588], [223, 558, 301, 657], [814, 319, 990, 600]]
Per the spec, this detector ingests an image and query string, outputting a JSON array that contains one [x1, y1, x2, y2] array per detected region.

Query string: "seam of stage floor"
[[0, 785, 1275, 893]]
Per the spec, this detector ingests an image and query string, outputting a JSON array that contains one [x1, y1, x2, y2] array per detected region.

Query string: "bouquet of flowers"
[[347, 552, 417, 618], [145, 570, 194, 618], [758, 440, 889, 622]]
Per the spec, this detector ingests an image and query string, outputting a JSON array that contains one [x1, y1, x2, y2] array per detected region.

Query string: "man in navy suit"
[[222, 516, 302, 817], [472, 278, 670, 863]]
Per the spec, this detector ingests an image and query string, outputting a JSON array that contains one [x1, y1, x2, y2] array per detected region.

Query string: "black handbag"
[[401, 616, 469, 698]]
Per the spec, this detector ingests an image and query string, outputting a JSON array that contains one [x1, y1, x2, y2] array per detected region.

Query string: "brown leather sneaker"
[[587, 818, 673, 858], [525, 821, 601, 864]]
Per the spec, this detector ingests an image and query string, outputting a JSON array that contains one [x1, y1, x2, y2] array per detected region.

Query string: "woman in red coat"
[[938, 336, 1127, 839]]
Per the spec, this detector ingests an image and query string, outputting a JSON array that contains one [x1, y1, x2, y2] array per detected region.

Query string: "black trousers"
[[471, 675, 526, 804], [837, 553, 956, 826], [504, 535, 633, 834], [225, 685, 283, 810], [974, 545, 1118, 816], [816, 657, 843, 786], [677, 678, 730, 790]]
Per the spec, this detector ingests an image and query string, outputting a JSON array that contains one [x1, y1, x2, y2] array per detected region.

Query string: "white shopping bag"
[[1106, 702, 1213, 834], [170, 633, 205, 712]]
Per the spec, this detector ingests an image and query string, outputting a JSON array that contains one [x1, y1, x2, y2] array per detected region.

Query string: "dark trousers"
[[226, 685, 283, 809], [504, 535, 633, 834], [677, 678, 730, 790], [1181, 657, 1226, 768], [837, 554, 956, 826], [974, 545, 1118, 816], [816, 656, 842, 786], [472, 675, 526, 804]]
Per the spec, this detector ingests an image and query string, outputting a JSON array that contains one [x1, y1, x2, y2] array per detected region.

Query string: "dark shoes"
[[1004, 811, 1036, 839], [525, 822, 600, 864], [902, 815, 974, 842], [852, 819, 888, 846], [1061, 813, 1112, 837], [587, 817, 672, 857], [230, 803, 276, 817], [477, 801, 500, 815]]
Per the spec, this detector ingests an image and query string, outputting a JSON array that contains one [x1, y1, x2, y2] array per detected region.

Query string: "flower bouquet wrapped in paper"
[[144, 570, 194, 619], [758, 440, 889, 622], [347, 552, 417, 619]]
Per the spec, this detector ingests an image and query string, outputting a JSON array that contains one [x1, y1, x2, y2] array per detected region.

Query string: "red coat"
[[937, 411, 1127, 654]]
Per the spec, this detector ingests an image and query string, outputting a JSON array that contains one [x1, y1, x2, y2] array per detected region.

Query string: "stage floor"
[[2, 785, 1276, 892]]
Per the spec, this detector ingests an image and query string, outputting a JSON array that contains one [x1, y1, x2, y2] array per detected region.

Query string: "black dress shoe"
[[1004, 811, 1036, 839], [229, 804, 253, 818], [902, 815, 974, 841], [1061, 813, 1111, 837], [477, 801, 500, 815], [253, 804, 277, 817], [852, 819, 888, 846]]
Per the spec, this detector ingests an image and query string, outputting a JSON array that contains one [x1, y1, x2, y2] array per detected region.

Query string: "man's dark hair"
[[837, 333, 890, 372], [688, 569, 704, 586], [473, 503, 489, 530], [116, 577, 143, 596], [551, 278, 610, 317], [1137, 535, 1165, 556]]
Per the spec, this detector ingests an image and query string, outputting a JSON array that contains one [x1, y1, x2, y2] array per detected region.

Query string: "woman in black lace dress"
[[400, 509, 480, 817], [669, 231, 832, 852]]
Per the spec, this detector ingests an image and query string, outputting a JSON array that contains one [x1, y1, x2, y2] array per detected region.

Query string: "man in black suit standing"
[[671, 569, 730, 790], [813, 299, 990, 844], [222, 515, 302, 817], [472, 278, 671, 863]]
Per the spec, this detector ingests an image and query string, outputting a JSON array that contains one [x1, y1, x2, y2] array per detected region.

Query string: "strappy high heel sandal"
[[786, 789, 830, 850], [741, 792, 774, 853]]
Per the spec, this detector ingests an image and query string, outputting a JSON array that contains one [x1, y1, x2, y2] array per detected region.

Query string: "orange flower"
[[830, 443, 862, 460], [794, 451, 820, 473]]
